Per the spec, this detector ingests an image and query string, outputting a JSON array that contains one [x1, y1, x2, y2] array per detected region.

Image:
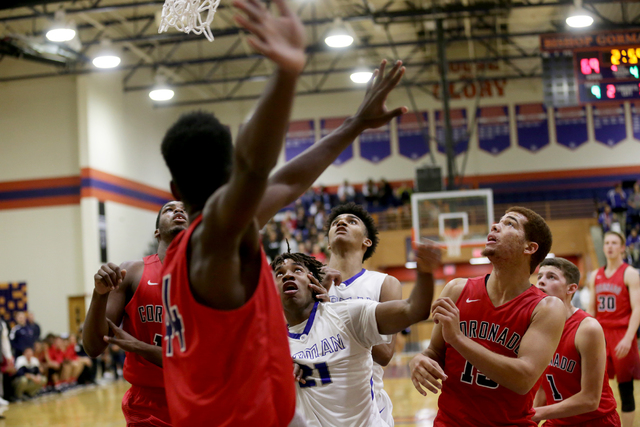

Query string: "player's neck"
[[327, 250, 364, 281], [157, 240, 171, 262], [564, 301, 578, 319], [605, 257, 624, 272], [486, 264, 533, 305], [285, 301, 316, 327]]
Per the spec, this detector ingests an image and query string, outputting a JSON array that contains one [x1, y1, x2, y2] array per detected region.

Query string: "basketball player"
[[83, 200, 187, 426], [587, 230, 640, 427], [324, 202, 404, 425], [272, 241, 440, 426], [533, 257, 620, 426], [409, 206, 566, 426]]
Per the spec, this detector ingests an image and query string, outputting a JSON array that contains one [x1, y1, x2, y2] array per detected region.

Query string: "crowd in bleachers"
[[597, 181, 640, 267], [0, 311, 125, 405], [262, 179, 413, 262]]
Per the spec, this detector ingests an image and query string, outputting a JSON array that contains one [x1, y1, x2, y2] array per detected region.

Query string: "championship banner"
[[397, 112, 429, 160], [321, 117, 353, 166], [359, 122, 391, 163], [554, 106, 588, 150], [632, 102, 640, 141], [593, 104, 627, 147], [516, 103, 549, 152], [477, 106, 510, 154], [436, 109, 469, 156], [285, 120, 315, 161], [0, 282, 27, 328]]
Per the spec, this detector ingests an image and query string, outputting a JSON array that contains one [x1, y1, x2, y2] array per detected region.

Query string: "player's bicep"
[[576, 319, 607, 401], [626, 268, 640, 308]]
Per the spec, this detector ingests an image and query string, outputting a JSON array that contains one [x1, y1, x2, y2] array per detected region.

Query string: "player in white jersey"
[[324, 202, 403, 424], [272, 244, 439, 427]]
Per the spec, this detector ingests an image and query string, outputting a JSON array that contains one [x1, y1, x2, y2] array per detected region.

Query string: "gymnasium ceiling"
[[0, 0, 638, 106]]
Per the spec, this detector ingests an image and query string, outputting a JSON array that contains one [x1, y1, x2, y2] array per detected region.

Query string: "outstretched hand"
[[352, 59, 407, 130], [415, 240, 441, 274], [233, 0, 306, 74]]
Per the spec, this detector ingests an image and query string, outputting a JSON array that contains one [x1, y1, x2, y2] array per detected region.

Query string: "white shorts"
[[376, 388, 394, 427]]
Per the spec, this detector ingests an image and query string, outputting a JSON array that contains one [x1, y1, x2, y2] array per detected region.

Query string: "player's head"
[[536, 257, 580, 303], [325, 203, 379, 261], [154, 201, 189, 242], [271, 252, 324, 311], [482, 206, 552, 274], [161, 111, 233, 212], [603, 231, 626, 261]]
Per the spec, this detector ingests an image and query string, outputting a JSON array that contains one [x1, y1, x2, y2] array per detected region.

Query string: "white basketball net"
[[158, 0, 221, 42], [442, 229, 463, 258]]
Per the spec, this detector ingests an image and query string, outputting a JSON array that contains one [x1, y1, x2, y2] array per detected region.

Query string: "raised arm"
[[375, 241, 440, 334], [586, 270, 597, 317], [83, 261, 138, 358], [615, 266, 640, 358], [256, 60, 407, 227], [435, 294, 565, 395], [533, 317, 606, 421], [202, 0, 306, 238]]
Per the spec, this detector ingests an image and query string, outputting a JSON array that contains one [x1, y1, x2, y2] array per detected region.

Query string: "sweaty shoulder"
[[532, 295, 564, 320], [575, 316, 604, 353], [624, 265, 640, 282], [440, 278, 468, 303]]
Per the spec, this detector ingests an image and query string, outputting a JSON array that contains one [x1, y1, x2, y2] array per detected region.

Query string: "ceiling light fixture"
[[149, 75, 174, 101], [566, 0, 593, 28], [46, 10, 76, 42], [325, 18, 353, 48], [92, 40, 121, 69]]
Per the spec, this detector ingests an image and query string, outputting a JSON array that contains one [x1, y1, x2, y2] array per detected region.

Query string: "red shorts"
[[603, 327, 640, 383], [122, 385, 172, 427], [544, 409, 621, 427]]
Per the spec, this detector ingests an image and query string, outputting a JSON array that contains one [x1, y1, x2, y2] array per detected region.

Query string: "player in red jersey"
[[587, 230, 640, 427], [83, 200, 188, 426], [533, 257, 620, 426], [409, 206, 566, 426]]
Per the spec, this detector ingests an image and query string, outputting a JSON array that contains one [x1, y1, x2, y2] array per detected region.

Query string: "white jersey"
[[289, 300, 391, 427]]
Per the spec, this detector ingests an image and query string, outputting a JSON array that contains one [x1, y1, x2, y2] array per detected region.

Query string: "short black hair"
[[540, 257, 581, 286], [325, 202, 379, 261], [506, 206, 552, 274], [161, 111, 233, 210], [156, 202, 170, 229], [270, 252, 325, 284]]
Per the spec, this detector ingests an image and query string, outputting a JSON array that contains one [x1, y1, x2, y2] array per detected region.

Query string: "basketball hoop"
[[158, 0, 220, 42], [442, 228, 463, 258]]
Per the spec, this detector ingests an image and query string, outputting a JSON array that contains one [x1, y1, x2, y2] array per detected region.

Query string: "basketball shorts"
[[122, 384, 172, 427], [543, 409, 621, 427], [603, 327, 640, 383], [376, 388, 394, 427]]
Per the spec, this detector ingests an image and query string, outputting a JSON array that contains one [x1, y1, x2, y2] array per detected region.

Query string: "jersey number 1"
[[461, 361, 499, 389]]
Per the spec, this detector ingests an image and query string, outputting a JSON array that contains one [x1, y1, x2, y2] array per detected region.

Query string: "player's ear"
[[523, 241, 538, 256], [154, 229, 161, 240], [363, 238, 372, 248], [567, 283, 579, 296]]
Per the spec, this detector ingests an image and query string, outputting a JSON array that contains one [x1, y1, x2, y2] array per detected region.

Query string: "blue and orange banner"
[[285, 120, 316, 162], [359, 122, 391, 163], [0, 282, 27, 328], [477, 105, 511, 155], [436, 109, 469, 156], [592, 104, 627, 147], [554, 106, 588, 150], [321, 117, 353, 166], [397, 112, 429, 160], [516, 103, 549, 152]]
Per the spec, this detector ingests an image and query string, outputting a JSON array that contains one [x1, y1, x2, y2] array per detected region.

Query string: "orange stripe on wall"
[[0, 195, 80, 210], [82, 188, 165, 212], [81, 168, 172, 199], [0, 176, 81, 192]]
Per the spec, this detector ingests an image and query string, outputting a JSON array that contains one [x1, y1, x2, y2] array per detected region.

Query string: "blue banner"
[[436, 109, 468, 156], [554, 106, 588, 150], [360, 122, 391, 163], [632, 102, 640, 141], [516, 103, 549, 152], [321, 117, 353, 166], [0, 282, 27, 329], [285, 120, 315, 161], [397, 112, 429, 159], [593, 104, 627, 147], [477, 106, 510, 154]]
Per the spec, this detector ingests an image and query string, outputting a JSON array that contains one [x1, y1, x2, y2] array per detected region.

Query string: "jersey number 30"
[[597, 295, 616, 312], [461, 361, 498, 389]]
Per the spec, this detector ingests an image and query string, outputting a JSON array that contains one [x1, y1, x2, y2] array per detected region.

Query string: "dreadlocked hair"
[[270, 252, 325, 284]]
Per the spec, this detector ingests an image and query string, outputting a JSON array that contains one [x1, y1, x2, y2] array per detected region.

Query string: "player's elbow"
[[582, 394, 601, 412], [373, 351, 393, 367]]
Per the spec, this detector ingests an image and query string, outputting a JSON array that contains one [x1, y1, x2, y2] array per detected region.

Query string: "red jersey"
[[435, 275, 547, 427], [64, 344, 77, 361], [161, 215, 295, 427], [122, 254, 165, 389], [541, 309, 618, 426], [48, 346, 64, 364], [595, 263, 631, 328]]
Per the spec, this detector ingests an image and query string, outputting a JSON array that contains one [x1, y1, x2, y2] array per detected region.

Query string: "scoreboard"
[[541, 30, 640, 105]]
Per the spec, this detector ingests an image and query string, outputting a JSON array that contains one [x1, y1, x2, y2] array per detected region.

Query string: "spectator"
[[280, 227, 299, 254], [379, 178, 396, 207], [628, 228, 640, 267], [10, 312, 35, 357], [0, 319, 11, 406], [26, 312, 40, 342], [263, 227, 281, 262], [46, 336, 69, 389], [12, 347, 45, 400], [599, 204, 613, 234], [607, 182, 628, 235], [316, 186, 332, 211], [337, 180, 356, 203], [310, 243, 327, 263], [362, 179, 379, 207], [33, 341, 48, 382], [628, 182, 640, 229]]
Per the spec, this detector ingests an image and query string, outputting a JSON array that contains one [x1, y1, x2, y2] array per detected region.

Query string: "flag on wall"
[[516, 103, 549, 152], [632, 102, 640, 142], [285, 120, 315, 161], [477, 105, 511, 155], [397, 112, 430, 160], [593, 104, 626, 147], [321, 117, 353, 166], [436, 109, 469, 156], [0, 282, 27, 328], [359, 122, 391, 163], [554, 106, 588, 150]]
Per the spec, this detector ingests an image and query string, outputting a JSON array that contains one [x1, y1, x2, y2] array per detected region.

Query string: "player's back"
[[435, 275, 546, 427], [541, 309, 618, 426], [594, 263, 632, 328], [162, 215, 295, 426], [122, 254, 165, 389], [289, 300, 390, 427]]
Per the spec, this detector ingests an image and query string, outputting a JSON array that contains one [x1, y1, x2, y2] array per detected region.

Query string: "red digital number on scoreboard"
[[580, 58, 600, 75]]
